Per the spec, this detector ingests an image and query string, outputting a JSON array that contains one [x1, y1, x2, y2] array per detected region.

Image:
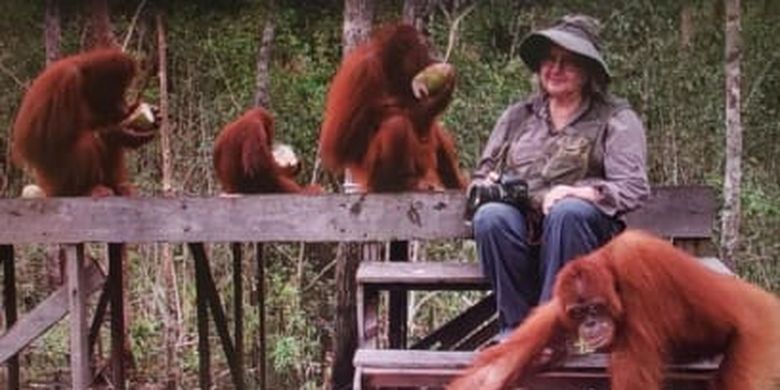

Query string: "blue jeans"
[[472, 198, 622, 334]]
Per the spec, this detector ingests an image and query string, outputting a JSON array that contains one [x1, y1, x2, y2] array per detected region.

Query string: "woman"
[[469, 14, 649, 341]]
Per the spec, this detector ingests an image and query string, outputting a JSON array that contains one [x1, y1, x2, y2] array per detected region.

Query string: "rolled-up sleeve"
[[576, 108, 650, 216]]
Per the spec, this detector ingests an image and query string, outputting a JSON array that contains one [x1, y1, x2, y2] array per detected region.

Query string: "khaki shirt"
[[473, 93, 650, 217]]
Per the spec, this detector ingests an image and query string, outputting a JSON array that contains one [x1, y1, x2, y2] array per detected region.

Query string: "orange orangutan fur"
[[12, 49, 156, 196], [213, 107, 319, 194], [319, 23, 466, 192], [449, 230, 780, 390]]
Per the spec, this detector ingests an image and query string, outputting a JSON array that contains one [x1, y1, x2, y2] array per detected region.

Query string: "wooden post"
[[332, 242, 361, 388], [356, 281, 379, 348], [231, 243, 245, 389], [65, 244, 90, 389], [0, 263, 104, 366], [201, 259, 240, 387], [108, 243, 126, 389], [190, 243, 242, 389], [388, 241, 408, 348], [1, 245, 19, 390], [189, 243, 211, 389], [255, 243, 266, 390], [87, 282, 110, 357]]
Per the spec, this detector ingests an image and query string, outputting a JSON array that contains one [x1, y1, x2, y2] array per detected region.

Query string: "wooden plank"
[[354, 349, 720, 372], [0, 192, 470, 244], [231, 243, 245, 390], [189, 243, 242, 389], [412, 295, 496, 350], [255, 243, 266, 390], [0, 261, 104, 364], [357, 243, 384, 349], [387, 241, 408, 349], [361, 367, 461, 388], [0, 187, 716, 244], [108, 243, 126, 390], [354, 349, 719, 388], [191, 243, 212, 389], [361, 369, 711, 390], [624, 185, 716, 239], [88, 280, 110, 357], [65, 244, 90, 389], [357, 284, 379, 348], [361, 368, 708, 390], [356, 257, 728, 287], [353, 366, 364, 390], [1, 245, 19, 390], [355, 349, 472, 370], [357, 262, 488, 289], [454, 316, 499, 351]]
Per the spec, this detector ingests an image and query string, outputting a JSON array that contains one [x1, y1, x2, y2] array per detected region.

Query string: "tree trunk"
[[157, 14, 173, 198], [156, 11, 180, 390], [331, 242, 362, 390], [252, 6, 276, 389], [403, 0, 435, 32], [83, 0, 117, 50], [253, 18, 275, 108], [721, 0, 742, 268], [342, 0, 375, 56], [36, 0, 65, 290], [680, 4, 694, 53], [44, 0, 61, 65], [340, 0, 375, 191], [332, 2, 376, 388]]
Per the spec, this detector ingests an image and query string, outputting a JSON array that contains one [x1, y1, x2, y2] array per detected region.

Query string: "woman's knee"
[[546, 198, 602, 225], [473, 203, 525, 236]]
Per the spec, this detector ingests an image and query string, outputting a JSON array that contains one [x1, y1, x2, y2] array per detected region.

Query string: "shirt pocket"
[[505, 140, 544, 178], [541, 134, 592, 185]]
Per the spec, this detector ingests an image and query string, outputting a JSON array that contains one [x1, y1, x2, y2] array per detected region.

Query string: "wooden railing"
[[0, 191, 472, 389]]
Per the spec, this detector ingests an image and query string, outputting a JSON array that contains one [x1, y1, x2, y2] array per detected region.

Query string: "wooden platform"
[[0, 186, 724, 389], [353, 186, 727, 389], [354, 260, 731, 389]]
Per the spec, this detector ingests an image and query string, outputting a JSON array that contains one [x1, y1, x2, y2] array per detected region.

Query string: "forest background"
[[0, 0, 778, 388]]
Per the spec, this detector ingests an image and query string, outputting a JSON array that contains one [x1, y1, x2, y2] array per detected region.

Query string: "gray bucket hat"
[[519, 15, 610, 82]]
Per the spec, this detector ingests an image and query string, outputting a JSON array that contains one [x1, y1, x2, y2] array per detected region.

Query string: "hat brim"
[[519, 29, 610, 80]]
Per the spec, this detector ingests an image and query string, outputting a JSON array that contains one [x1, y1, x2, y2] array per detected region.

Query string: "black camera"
[[464, 175, 529, 221]]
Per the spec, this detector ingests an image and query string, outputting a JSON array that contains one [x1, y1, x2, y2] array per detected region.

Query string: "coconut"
[[412, 63, 455, 99], [125, 103, 157, 130], [272, 143, 300, 176], [21, 184, 45, 198]]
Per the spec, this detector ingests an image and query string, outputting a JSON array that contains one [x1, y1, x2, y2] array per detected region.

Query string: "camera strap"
[[491, 104, 531, 182], [491, 142, 510, 181]]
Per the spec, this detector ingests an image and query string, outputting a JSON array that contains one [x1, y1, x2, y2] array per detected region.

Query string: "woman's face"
[[539, 45, 587, 100]]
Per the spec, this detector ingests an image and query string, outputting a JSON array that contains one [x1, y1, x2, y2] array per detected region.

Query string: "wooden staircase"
[[353, 186, 727, 389]]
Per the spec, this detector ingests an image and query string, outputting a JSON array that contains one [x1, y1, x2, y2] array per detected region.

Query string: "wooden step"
[[357, 261, 488, 290], [356, 258, 731, 350], [357, 255, 732, 291], [356, 262, 489, 348], [411, 295, 497, 350], [353, 349, 721, 389]]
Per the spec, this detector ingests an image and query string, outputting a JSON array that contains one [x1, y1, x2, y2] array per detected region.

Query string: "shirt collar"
[[531, 93, 593, 132]]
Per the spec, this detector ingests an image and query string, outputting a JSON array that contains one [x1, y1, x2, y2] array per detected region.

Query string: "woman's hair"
[[582, 56, 609, 98]]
